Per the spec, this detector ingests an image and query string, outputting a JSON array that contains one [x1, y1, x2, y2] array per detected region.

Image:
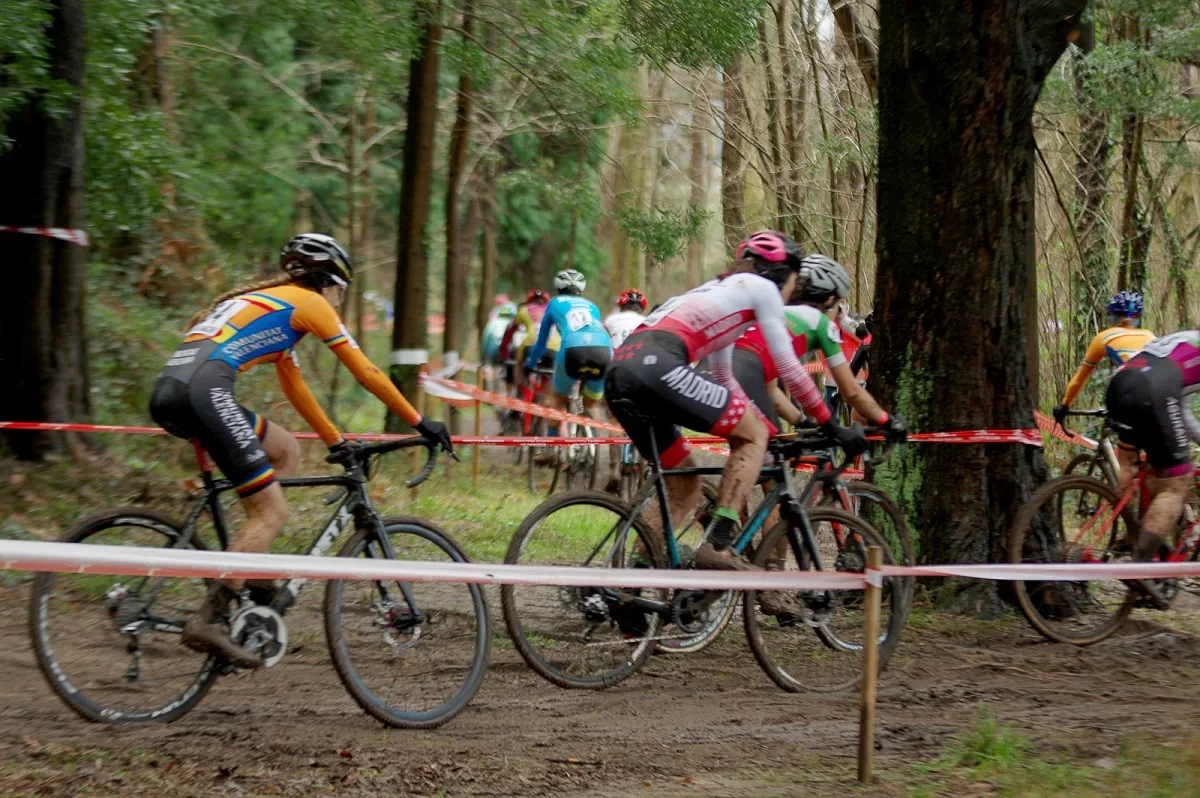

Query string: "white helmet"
[[795, 255, 851, 302], [554, 269, 586, 295]]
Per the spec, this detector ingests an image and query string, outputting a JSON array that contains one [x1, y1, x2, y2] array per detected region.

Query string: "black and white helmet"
[[554, 269, 586, 295], [795, 254, 851, 303], [280, 233, 353, 287]]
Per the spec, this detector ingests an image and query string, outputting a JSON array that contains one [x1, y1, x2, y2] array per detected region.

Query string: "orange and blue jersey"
[[176, 284, 420, 444], [1061, 324, 1156, 407]]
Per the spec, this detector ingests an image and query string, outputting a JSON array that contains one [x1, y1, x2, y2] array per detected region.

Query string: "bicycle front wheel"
[[29, 508, 219, 723], [324, 517, 490, 729], [745, 508, 906, 693], [1010, 475, 1136, 645], [501, 491, 666, 689]]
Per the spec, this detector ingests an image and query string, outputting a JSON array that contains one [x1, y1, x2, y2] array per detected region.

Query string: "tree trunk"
[[686, 69, 712, 287], [1117, 112, 1147, 293], [759, 17, 787, 228], [872, 0, 1084, 612], [357, 93, 376, 350], [831, 0, 879, 94], [721, 56, 749, 255], [442, 0, 474, 435], [1070, 20, 1113, 368], [388, 0, 442, 432], [0, 0, 88, 460], [802, 1, 838, 257], [777, 0, 804, 232], [474, 162, 498, 341], [640, 72, 667, 290]]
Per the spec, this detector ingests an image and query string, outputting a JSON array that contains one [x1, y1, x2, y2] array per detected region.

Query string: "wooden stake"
[[473, 364, 483, 487], [858, 545, 883, 784]]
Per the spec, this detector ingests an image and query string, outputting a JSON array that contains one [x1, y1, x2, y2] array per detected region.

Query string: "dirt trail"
[[2, 580, 1198, 797]]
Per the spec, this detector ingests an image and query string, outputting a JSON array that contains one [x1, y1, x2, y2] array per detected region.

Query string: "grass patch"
[[905, 706, 1200, 797]]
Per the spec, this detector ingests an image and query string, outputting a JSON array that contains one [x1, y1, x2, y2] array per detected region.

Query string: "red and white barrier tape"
[[0, 226, 89, 247], [880, 560, 1200, 581], [3, 539, 1200, 592], [0, 539, 863, 592]]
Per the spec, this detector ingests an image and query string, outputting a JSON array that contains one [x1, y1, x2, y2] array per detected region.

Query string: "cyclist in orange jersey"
[[1053, 291, 1154, 492], [150, 233, 452, 668]]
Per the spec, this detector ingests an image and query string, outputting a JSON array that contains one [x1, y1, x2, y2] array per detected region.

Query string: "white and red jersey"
[[638, 273, 830, 424], [605, 310, 645, 350]]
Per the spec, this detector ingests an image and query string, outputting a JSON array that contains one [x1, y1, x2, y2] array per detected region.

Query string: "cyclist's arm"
[[752, 288, 831, 424], [292, 296, 422, 428], [768, 379, 803, 426], [524, 305, 556, 369], [828, 362, 887, 424], [1061, 332, 1106, 406], [1183, 387, 1200, 445], [276, 353, 342, 445]]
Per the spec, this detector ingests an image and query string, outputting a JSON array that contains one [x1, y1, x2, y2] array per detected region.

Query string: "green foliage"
[[84, 0, 174, 250], [616, 204, 709, 266], [0, 0, 74, 147], [620, 0, 766, 68]]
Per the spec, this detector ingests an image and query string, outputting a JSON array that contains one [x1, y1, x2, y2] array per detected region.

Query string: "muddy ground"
[[1, 577, 1198, 797]]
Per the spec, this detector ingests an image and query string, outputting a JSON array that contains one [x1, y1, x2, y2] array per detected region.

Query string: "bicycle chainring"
[[230, 605, 288, 668], [671, 591, 711, 634]]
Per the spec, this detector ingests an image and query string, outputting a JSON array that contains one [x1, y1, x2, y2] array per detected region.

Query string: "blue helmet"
[[1107, 291, 1143, 318]]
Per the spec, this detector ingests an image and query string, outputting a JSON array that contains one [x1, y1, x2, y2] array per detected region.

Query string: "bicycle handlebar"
[[1057, 408, 1107, 437], [329, 437, 440, 489]]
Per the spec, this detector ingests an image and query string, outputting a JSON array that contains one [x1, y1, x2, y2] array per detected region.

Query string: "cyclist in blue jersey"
[[523, 269, 612, 428]]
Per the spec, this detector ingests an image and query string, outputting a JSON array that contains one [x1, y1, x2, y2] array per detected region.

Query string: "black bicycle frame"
[[172, 465, 420, 617]]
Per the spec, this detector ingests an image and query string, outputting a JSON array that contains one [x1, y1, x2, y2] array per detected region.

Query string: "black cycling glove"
[[819, 420, 868, 458], [1052, 403, 1069, 426], [326, 439, 362, 465], [415, 417, 455, 455], [882, 413, 908, 442]]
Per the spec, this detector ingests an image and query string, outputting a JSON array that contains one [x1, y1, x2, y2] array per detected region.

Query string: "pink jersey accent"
[[1140, 331, 1200, 387], [640, 273, 831, 425]]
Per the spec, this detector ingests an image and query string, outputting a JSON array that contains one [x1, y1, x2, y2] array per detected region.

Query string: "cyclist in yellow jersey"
[[1053, 291, 1154, 477], [150, 233, 453, 668]]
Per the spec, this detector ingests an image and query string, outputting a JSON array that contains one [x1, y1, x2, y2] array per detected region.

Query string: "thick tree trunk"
[[1117, 112, 1149, 293], [388, 0, 442, 432], [686, 70, 712, 287], [639, 72, 667, 290], [0, 0, 88, 460], [443, 0, 475, 440], [721, 56, 749, 254], [1071, 20, 1113, 368], [872, 0, 1083, 612]]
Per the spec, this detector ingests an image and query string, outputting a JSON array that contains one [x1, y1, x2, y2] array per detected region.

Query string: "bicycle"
[[1010, 421, 1200, 645], [1052, 408, 1121, 487], [29, 437, 490, 727], [500, 416, 908, 693]]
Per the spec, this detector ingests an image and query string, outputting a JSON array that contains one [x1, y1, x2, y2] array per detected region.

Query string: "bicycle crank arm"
[[598, 587, 669, 616]]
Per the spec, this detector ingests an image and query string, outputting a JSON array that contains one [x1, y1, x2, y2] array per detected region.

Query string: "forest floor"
[[1, 433, 1199, 796]]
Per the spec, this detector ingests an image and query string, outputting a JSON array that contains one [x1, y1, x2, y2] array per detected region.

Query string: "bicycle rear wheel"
[[1010, 475, 1137, 645], [29, 508, 219, 723], [744, 507, 905, 693], [324, 517, 490, 728], [501, 491, 666, 689]]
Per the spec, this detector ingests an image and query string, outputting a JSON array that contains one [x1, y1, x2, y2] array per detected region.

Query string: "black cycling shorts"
[[604, 331, 748, 468], [732, 347, 779, 429], [149, 360, 275, 496], [563, 345, 611, 380], [1105, 354, 1191, 476]]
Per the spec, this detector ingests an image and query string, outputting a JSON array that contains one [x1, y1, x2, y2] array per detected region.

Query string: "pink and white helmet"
[[736, 230, 804, 268]]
